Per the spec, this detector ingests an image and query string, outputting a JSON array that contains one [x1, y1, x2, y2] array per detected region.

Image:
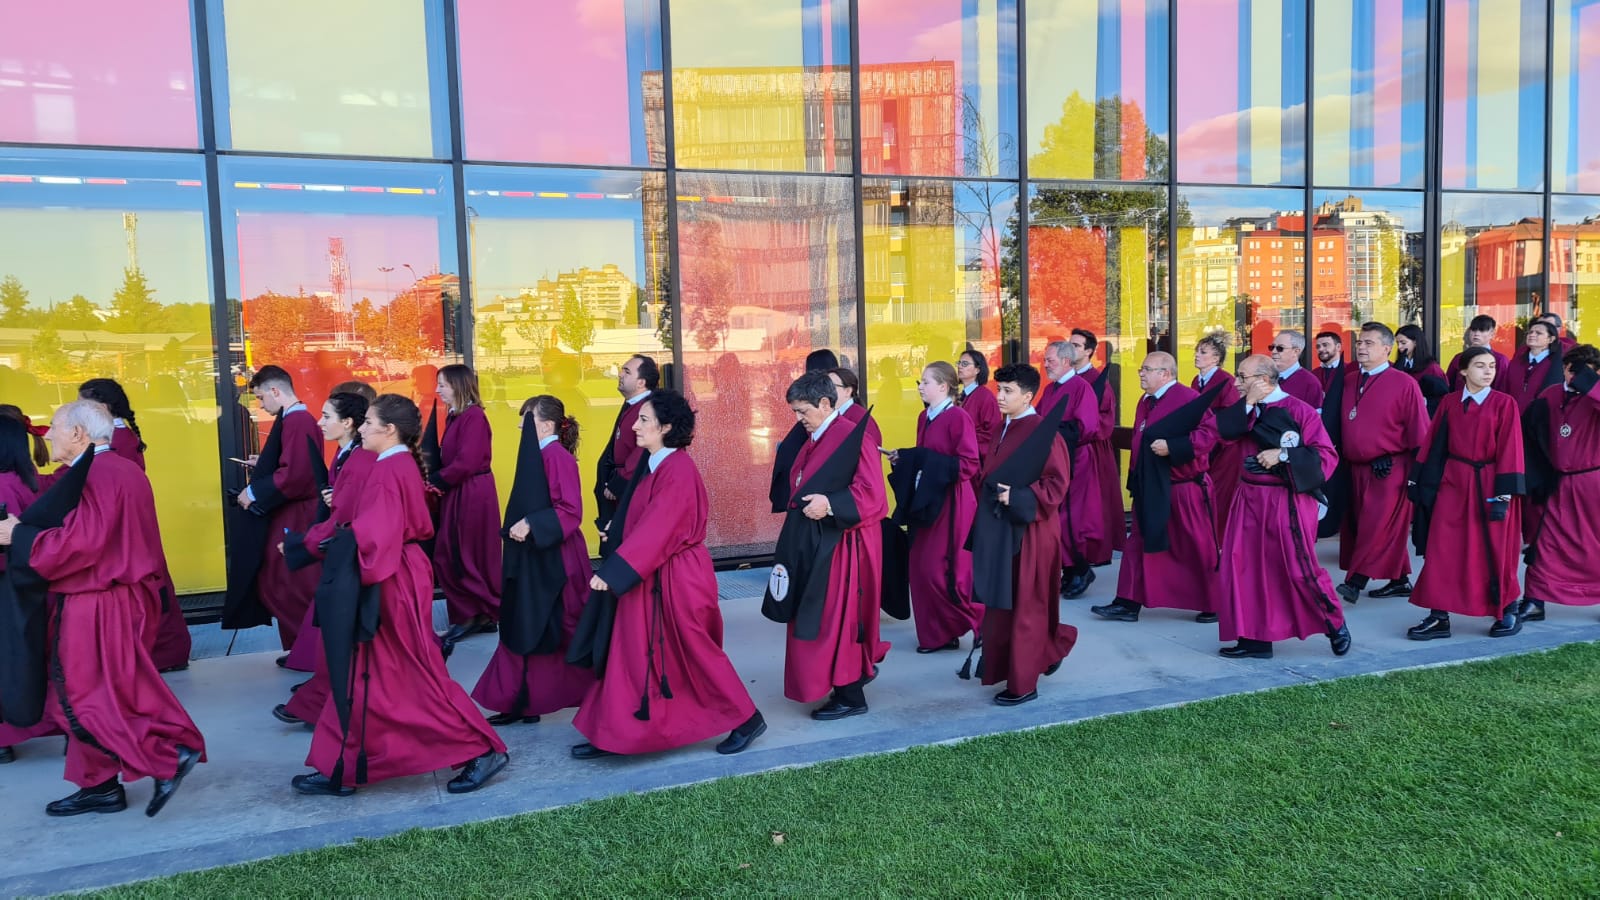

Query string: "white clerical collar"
[[926, 397, 954, 420], [1530, 350, 1549, 364], [1463, 385, 1491, 406], [1055, 369, 1076, 385], [1007, 406, 1037, 422], [625, 389, 651, 407], [810, 408, 844, 442], [647, 447, 676, 472], [1280, 362, 1302, 378], [538, 434, 558, 450], [69, 443, 113, 466], [962, 382, 978, 396], [378, 444, 409, 460], [1360, 362, 1390, 377], [1149, 380, 1176, 400]]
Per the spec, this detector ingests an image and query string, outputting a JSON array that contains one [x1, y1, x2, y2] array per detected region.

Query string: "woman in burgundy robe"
[[472, 395, 596, 723], [899, 363, 981, 652], [432, 365, 503, 642], [1408, 347, 1525, 639], [1503, 322, 1564, 545], [1395, 325, 1450, 419], [292, 395, 507, 797], [957, 348, 1001, 490], [0, 418, 59, 762], [1192, 335, 1243, 542], [572, 391, 763, 757], [1522, 345, 1600, 617]]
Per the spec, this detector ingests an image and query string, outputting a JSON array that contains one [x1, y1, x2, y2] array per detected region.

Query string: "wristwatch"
[[1278, 450, 1288, 464]]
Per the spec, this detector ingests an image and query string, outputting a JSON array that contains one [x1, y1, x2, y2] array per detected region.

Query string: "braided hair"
[[370, 394, 426, 479], [78, 377, 144, 452]]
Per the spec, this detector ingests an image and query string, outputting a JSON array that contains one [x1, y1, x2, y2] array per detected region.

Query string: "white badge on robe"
[[768, 564, 791, 602], [1560, 424, 1573, 438]]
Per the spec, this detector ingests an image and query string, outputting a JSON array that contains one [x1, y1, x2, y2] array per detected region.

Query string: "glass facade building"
[[2, 0, 1596, 595]]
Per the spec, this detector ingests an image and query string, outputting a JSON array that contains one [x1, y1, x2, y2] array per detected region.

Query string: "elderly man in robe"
[[1035, 340, 1101, 598]]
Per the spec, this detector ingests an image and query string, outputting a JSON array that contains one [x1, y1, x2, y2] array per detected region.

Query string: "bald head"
[[1138, 351, 1177, 396], [1239, 353, 1278, 383]]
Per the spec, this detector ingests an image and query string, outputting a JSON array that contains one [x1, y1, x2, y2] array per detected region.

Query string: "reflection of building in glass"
[[1550, 218, 1600, 336], [1237, 213, 1340, 333], [1178, 226, 1241, 332], [1451, 217, 1545, 325], [1317, 196, 1413, 325]]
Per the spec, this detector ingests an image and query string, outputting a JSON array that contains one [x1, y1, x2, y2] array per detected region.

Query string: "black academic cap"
[[805, 348, 839, 372]]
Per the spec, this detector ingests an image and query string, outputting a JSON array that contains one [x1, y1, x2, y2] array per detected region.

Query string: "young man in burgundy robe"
[[1092, 353, 1221, 625], [1408, 347, 1526, 639], [765, 372, 888, 721], [1334, 323, 1430, 604], [432, 365, 503, 647], [1193, 334, 1244, 542], [1521, 345, 1600, 622], [1268, 330, 1327, 410], [1214, 355, 1351, 660], [1036, 340, 1101, 599], [1069, 329, 1126, 559], [572, 391, 764, 757], [1445, 315, 1511, 393], [970, 364, 1076, 705], [595, 354, 656, 541], [0, 401, 204, 816], [1313, 331, 1346, 394]]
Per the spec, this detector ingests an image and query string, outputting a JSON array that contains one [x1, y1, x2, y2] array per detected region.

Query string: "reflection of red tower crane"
[[328, 237, 350, 344]]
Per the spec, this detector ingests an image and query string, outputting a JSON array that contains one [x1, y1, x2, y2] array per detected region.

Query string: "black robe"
[[498, 415, 566, 657], [1127, 391, 1213, 553], [566, 459, 650, 677], [311, 527, 381, 788], [970, 399, 1068, 612], [768, 422, 809, 514], [222, 416, 326, 630], [882, 444, 963, 621], [1317, 367, 1349, 539]]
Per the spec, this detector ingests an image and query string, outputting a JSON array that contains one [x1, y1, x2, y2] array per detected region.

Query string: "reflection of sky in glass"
[[1312, 0, 1428, 189], [1440, 0, 1547, 191], [1551, 0, 1600, 193]]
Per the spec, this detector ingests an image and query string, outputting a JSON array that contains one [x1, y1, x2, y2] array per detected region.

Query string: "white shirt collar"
[[1149, 380, 1176, 400], [962, 382, 978, 396], [647, 447, 676, 472], [1463, 385, 1492, 405], [926, 396, 954, 420], [69, 443, 113, 466], [1007, 406, 1037, 422], [378, 444, 409, 460], [836, 396, 855, 416], [114, 417, 128, 428], [1055, 368, 1076, 385], [285, 401, 307, 415], [1075, 363, 1094, 377], [1360, 362, 1390, 377], [1323, 359, 1341, 369], [1196, 365, 1218, 384], [810, 408, 844, 442], [1280, 362, 1302, 379], [625, 389, 652, 407], [339, 438, 359, 454], [1257, 387, 1289, 406], [538, 434, 558, 450], [1530, 350, 1549, 364]]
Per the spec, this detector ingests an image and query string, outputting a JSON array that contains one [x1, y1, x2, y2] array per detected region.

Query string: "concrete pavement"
[[1, 544, 1595, 896]]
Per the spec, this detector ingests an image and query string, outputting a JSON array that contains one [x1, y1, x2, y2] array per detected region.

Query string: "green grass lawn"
[[106, 645, 1600, 898]]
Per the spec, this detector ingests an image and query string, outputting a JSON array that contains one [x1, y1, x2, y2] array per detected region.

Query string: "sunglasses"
[[1269, 345, 1294, 352]]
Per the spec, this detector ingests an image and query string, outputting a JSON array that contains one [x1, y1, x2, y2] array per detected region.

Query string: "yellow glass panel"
[[1552, 196, 1600, 345], [1437, 193, 1542, 359]]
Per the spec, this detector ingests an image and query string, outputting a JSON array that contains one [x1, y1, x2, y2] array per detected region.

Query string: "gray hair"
[[1044, 340, 1071, 359], [1276, 330, 1306, 351], [1359, 321, 1395, 347], [1239, 354, 1279, 384], [54, 399, 114, 443]]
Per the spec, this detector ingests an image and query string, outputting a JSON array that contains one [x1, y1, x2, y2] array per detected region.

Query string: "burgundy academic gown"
[[306, 452, 505, 784], [907, 404, 982, 650], [959, 382, 1001, 494], [282, 446, 377, 723], [1193, 369, 1244, 543], [1218, 395, 1346, 643], [1338, 367, 1428, 581], [1279, 366, 1326, 410], [27, 451, 206, 788], [1411, 392, 1524, 619], [257, 407, 323, 651], [1036, 373, 1100, 568], [472, 440, 596, 716], [1525, 380, 1600, 606], [1315, 363, 1346, 394], [109, 423, 144, 470], [1446, 349, 1511, 393], [839, 399, 884, 447], [434, 405, 503, 625], [1115, 385, 1222, 613], [782, 414, 890, 704], [0, 472, 60, 749], [572, 450, 756, 753], [1504, 349, 1560, 412], [107, 430, 191, 672], [1082, 366, 1126, 557], [978, 413, 1077, 695]]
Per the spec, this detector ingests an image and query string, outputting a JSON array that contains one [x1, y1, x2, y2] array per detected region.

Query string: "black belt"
[[1558, 463, 1600, 477]]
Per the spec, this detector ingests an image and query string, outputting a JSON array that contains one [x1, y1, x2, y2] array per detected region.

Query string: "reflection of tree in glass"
[[681, 222, 733, 353], [27, 324, 70, 390], [654, 261, 675, 353], [0, 275, 29, 326], [557, 284, 595, 354], [478, 316, 506, 363], [246, 292, 312, 363], [111, 266, 162, 333]]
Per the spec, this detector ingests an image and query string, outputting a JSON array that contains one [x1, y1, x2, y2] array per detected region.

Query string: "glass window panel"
[[0, 150, 222, 592], [1175, 0, 1306, 186], [1312, 0, 1428, 189], [465, 166, 668, 554], [1549, 195, 1599, 345], [456, 1, 662, 167], [668, 0, 852, 173], [675, 172, 857, 556], [1551, 0, 1600, 193], [863, 177, 1016, 453], [1438, 192, 1543, 360], [219, 157, 461, 457], [210, 0, 448, 158], [1440, 0, 1547, 191], [1027, 0, 1169, 182], [857, 0, 1018, 178], [0, 1, 199, 147], [1308, 191, 1424, 354], [1174, 187, 1305, 382]]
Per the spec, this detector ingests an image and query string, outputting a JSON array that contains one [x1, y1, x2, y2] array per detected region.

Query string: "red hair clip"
[[22, 415, 48, 437]]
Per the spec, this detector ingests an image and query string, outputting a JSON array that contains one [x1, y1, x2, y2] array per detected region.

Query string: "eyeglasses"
[[956, 360, 975, 368], [1136, 366, 1170, 374], [1269, 345, 1293, 352]]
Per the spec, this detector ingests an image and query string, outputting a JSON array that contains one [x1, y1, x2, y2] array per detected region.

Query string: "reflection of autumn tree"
[[513, 313, 549, 358], [382, 287, 437, 363], [478, 317, 505, 363], [1031, 92, 1169, 181], [27, 324, 70, 383], [110, 266, 161, 333], [1026, 227, 1110, 328], [1, 275, 30, 326], [681, 222, 733, 353], [557, 285, 595, 354], [245, 292, 311, 362]]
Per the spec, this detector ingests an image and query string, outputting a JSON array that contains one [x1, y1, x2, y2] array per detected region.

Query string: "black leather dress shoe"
[[273, 704, 305, 726], [1062, 569, 1097, 599], [1219, 642, 1273, 659], [1328, 623, 1352, 657], [146, 744, 201, 817], [440, 623, 474, 645], [916, 639, 961, 654], [1369, 579, 1413, 598], [0, 746, 14, 764], [477, 622, 499, 635], [487, 713, 540, 726], [993, 689, 1038, 706], [1517, 599, 1546, 622], [448, 751, 509, 794], [290, 679, 308, 693], [570, 742, 616, 760], [810, 699, 868, 721], [1488, 611, 1522, 638], [159, 663, 189, 673], [716, 712, 767, 755], [1406, 615, 1451, 640], [274, 654, 289, 668], [292, 772, 355, 797], [1195, 612, 1219, 624], [46, 782, 127, 816], [1043, 660, 1061, 677], [1335, 582, 1361, 605], [1090, 601, 1139, 622]]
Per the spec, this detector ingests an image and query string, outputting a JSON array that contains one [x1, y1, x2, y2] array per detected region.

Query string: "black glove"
[[1406, 481, 1421, 505], [1371, 455, 1393, 479], [428, 471, 449, 493], [1486, 498, 1510, 522]]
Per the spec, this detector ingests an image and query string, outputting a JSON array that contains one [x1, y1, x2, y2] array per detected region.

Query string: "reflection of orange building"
[[1549, 218, 1600, 339], [1238, 214, 1344, 332], [1457, 218, 1544, 325]]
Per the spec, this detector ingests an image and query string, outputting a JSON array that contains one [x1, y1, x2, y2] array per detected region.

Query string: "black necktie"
[[1463, 396, 1472, 410], [1359, 371, 1370, 392]]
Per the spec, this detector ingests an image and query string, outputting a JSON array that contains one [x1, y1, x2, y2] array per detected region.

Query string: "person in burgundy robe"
[[235, 365, 323, 655], [1521, 344, 1600, 621], [432, 365, 503, 646], [1094, 353, 1221, 624], [1313, 331, 1347, 395], [1536, 312, 1577, 354], [1036, 340, 1101, 598], [890, 362, 981, 653], [596, 354, 656, 539], [1504, 321, 1564, 412], [1071, 329, 1126, 559], [0, 417, 60, 763], [1269, 330, 1327, 410], [472, 396, 596, 724], [0, 401, 204, 817], [1334, 324, 1430, 604], [78, 377, 190, 673], [768, 348, 839, 513], [971, 363, 1076, 705], [1445, 315, 1511, 393], [571, 391, 764, 757], [1214, 355, 1350, 659], [1395, 325, 1451, 419], [290, 395, 508, 797], [1193, 334, 1244, 543], [1408, 347, 1526, 639], [830, 366, 884, 446], [275, 391, 376, 727], [957, 348, 1002, 487]]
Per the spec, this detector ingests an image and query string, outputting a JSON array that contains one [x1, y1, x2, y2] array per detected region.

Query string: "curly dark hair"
[[1565, 344, 1600, 375], [645, 390, 695, 449]]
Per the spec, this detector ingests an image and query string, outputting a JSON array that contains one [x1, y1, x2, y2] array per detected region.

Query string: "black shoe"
[[1517, 599, 1546, 622], [1369, 578, 1413, 598], [146, 744, 201, 817], [916, 639, 960, 654], [1043, 660, 1062, 677], [716, 712, 767, 755], [447, 751, 509, 794], [1090, 601, 1139, 622], [273, 704, 306, 726], [994, 689, 1038, 706], [1062, 569, 1097, 599], [1219, 642, 1273, 659], [440, 623, 474, 645], [487, 712, 539, 726], [1406, 614, 1451, 641], [0, 746, 13, 764], [159, 663, 189, 673], [1328, 623, 1352, 657], [570, 742, 616, 760], [1335, 582, 1361, 605], [274, 654, 289, 668], [290, 679, 308, 693], [291, 772, 356, 797], [46, 782, 127, 817], [810, 699, 868, 721], [1195, 612, 1219, 624], [476, 622, 499, 635], [1489, 611, 1522, 638]]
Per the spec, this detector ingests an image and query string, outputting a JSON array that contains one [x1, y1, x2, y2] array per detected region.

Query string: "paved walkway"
[[1, 544, 1595, 896]]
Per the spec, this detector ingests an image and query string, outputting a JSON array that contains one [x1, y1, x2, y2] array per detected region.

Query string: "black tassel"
[[957, 648, 976, 680], [857, 622, 866, 643], [329, 758, 346, 792], [659, 672, 673, 700], [355, 752, 368, 785], [634, 690, 651, 721]]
